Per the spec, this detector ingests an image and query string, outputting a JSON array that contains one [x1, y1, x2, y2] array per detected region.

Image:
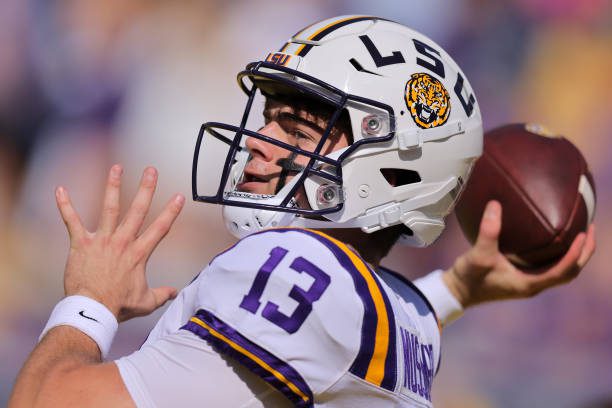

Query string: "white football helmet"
[[193, 15, 483, 246]]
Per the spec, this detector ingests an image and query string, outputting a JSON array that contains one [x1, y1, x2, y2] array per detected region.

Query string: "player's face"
[[237, 98, 350, 208]]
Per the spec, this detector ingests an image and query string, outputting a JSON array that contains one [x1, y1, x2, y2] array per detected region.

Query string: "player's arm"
[[9, 165, 184, 407], [442, 200, 596, 308], [10, 326, 130, 408]]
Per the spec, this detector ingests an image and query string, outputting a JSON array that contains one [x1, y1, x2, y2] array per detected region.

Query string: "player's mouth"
[[236, 171, 276, 194]]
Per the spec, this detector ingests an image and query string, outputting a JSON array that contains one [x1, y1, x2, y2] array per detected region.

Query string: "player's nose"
[[246, 122, 286, 162]]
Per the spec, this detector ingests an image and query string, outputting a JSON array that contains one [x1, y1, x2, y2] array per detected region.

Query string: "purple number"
[[240, 247, 331, 334], [262, 256, 331, 333], [240, 247, 288, 313]]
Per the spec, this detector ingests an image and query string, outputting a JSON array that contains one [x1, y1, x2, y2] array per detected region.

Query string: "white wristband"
[[414, 270, 464, 327], [39, 295, 119, 359]]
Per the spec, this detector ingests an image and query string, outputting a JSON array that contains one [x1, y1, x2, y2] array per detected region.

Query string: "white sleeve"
[[413, 269, 463, 327], [115, 329, 292, 408]]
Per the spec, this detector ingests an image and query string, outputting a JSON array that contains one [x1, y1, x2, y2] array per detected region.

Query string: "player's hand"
[[56, 165, 185, 322], [443, 200, 596, 308]]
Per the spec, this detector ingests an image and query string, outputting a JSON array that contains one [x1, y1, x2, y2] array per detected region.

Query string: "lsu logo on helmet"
[[405, 73, 451, 129]]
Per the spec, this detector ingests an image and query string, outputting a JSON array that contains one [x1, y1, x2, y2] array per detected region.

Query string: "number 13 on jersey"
[[239, 246, 331, 334]]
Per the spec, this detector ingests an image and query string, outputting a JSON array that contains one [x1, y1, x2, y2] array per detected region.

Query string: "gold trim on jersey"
[[189, 316, 310, 404], [307, 229, 390, 387]]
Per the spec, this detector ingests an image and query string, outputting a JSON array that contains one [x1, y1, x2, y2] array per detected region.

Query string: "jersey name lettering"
[[400, 327, 433, 401]]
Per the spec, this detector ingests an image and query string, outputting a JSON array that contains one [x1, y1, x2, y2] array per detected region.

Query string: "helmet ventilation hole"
[[380, 169, 421, 187]]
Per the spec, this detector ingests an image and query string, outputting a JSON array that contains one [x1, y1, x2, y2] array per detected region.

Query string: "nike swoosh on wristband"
[[79, 310, 99, 323]]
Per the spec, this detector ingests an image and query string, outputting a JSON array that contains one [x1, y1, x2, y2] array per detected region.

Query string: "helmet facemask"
[[192, 61, 396, 237]]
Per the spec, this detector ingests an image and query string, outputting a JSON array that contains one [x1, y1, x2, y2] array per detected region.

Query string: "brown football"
[[455, 123, 596, 269]]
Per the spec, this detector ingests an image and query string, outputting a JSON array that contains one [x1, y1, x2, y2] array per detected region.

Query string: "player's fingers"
[[526, 231, 586, 292], [98, 164, 123, 234], [577, 224, 596, 269], [118, 167, 158, 238], [55, 186, 86, 239], [135, 194, 185, 257], [151, 286, 178, 310], [474, 200, 502, 256]]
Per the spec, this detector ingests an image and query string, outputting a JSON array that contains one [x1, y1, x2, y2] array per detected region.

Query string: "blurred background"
[[0, 0, 610, 406]]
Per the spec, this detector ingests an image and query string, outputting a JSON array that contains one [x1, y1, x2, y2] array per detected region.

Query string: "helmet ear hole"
[[380, 168, 421, 187]]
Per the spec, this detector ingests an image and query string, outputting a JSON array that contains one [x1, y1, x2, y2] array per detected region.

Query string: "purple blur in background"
[[1, 1, 610, 407]]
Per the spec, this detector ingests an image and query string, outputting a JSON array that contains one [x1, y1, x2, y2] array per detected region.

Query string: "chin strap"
[[275, 152, 306, 194]]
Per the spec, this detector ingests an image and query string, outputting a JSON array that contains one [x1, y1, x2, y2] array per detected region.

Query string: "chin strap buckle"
[[360, 203, 402, 234]]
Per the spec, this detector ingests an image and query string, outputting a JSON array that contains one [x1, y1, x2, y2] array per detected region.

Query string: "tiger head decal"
[[405, 73, 451, 129]]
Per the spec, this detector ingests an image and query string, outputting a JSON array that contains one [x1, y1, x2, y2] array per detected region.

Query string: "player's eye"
[[291, 129, 319, 150], [291, 129, 311, 140]]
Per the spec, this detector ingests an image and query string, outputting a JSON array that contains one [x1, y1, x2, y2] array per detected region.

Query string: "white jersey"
[[118, 228, 442, 407]]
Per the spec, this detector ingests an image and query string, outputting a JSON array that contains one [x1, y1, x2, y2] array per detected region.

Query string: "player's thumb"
[[474, 200, 502, 256], [151, 286, 178, 309]]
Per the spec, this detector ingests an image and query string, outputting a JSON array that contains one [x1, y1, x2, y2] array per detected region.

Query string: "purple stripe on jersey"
[[283, 228, 397, 392], [344, 243, 397, 391], [378, 275, 397, 391], [378, 266, 441, 375], [288, 230, 377, 376], [181, 309, 314, 408]]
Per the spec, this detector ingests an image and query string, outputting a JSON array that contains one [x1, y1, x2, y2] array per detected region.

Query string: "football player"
[[10, 16, 595, 407]]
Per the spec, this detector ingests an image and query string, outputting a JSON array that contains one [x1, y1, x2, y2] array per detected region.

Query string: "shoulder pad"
[[182, 228, 399, 400]]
